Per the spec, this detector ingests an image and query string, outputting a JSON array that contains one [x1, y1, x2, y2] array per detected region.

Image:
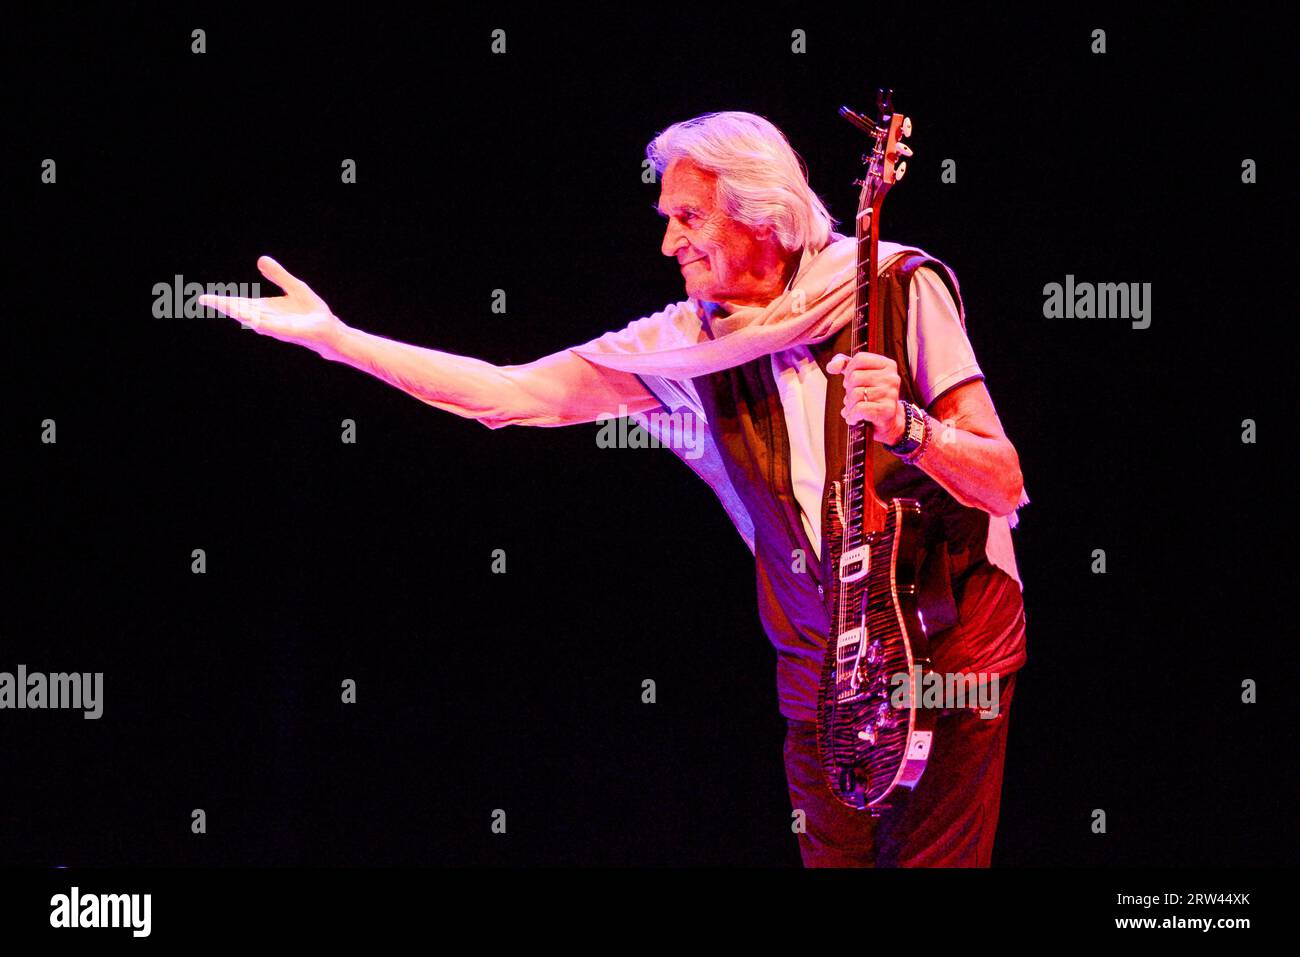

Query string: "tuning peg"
[[894, 161, 908, 181], [894, 143, 913, 158], [901, 116, 913, 137]]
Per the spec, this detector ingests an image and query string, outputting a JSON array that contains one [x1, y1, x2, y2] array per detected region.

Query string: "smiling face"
[[656, 158, 796, 308]]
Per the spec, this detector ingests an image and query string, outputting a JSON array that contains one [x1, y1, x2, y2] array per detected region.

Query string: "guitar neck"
[[843, 196, 887, 539], [839, 100, 912, 542]]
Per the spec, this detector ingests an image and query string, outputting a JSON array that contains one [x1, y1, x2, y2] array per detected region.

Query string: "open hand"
[[199, 256, 344, 356]]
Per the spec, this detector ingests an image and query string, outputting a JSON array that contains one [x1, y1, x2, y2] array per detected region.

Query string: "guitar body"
[[814, 91, 935, 813], [816, 494, 934, 811]]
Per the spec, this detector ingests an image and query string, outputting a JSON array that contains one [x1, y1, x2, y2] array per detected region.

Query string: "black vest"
[[690, 253, 1004, 721]]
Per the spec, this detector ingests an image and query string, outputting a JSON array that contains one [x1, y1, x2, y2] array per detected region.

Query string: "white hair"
[[646, 111, 837, 253]]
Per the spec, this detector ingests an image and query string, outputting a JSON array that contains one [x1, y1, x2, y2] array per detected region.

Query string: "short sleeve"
[[570, 298, 711, 422], [636, 373, 708, 422], [907, 266, 984, 407]]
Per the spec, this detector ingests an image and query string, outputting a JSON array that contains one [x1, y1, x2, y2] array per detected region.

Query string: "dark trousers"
[[782, 671, 1017, 867]]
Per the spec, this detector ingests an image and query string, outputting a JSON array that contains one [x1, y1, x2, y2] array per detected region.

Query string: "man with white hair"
[[201, 110, 1027, 867]]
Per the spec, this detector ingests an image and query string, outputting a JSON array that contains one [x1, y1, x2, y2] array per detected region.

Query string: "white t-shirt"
[[771, 266, 985, 562]]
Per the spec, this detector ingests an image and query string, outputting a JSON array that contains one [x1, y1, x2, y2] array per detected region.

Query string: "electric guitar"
[[815, 90, 935, 813]]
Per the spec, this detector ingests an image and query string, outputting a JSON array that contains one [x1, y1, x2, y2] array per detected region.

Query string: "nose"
[[661, 218, 688, 258]]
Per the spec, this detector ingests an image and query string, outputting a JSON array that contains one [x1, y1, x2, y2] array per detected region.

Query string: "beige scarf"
[[571, 232, 878, 379]]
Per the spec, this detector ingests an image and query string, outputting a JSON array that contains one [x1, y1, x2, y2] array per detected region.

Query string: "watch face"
[[893, 403, 926, 455], [909, 410, 926, 442], [888, 405, 922, 454]]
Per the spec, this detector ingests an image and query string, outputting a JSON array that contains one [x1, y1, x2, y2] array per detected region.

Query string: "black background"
[[5, 5, 1292, 868]]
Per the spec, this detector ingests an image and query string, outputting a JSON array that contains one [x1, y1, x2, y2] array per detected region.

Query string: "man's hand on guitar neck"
[[827, 351, 907, 446], [828, 351, 1023, 518]]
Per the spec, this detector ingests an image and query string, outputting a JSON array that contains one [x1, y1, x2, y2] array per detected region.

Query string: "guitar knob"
[[901, 116, 912, 137], [894, 161, 908, 181]]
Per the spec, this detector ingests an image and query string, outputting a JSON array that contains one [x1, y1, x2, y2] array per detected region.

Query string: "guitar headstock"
[[840, 89, 914, 212]]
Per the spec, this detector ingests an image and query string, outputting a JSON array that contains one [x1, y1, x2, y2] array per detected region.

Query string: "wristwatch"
[[883, 400, 927, 458]]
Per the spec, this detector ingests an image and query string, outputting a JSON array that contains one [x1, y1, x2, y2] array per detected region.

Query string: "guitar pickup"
[[836, 627, 865, 663], [838, 546, 869, 583]]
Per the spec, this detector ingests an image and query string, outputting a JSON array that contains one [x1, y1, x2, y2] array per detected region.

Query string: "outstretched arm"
[[319, 324, 660, 429], [201, 256, 660, 430]]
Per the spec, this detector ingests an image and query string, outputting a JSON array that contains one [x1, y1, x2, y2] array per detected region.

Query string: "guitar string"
[[834, 132, 875, 718]]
